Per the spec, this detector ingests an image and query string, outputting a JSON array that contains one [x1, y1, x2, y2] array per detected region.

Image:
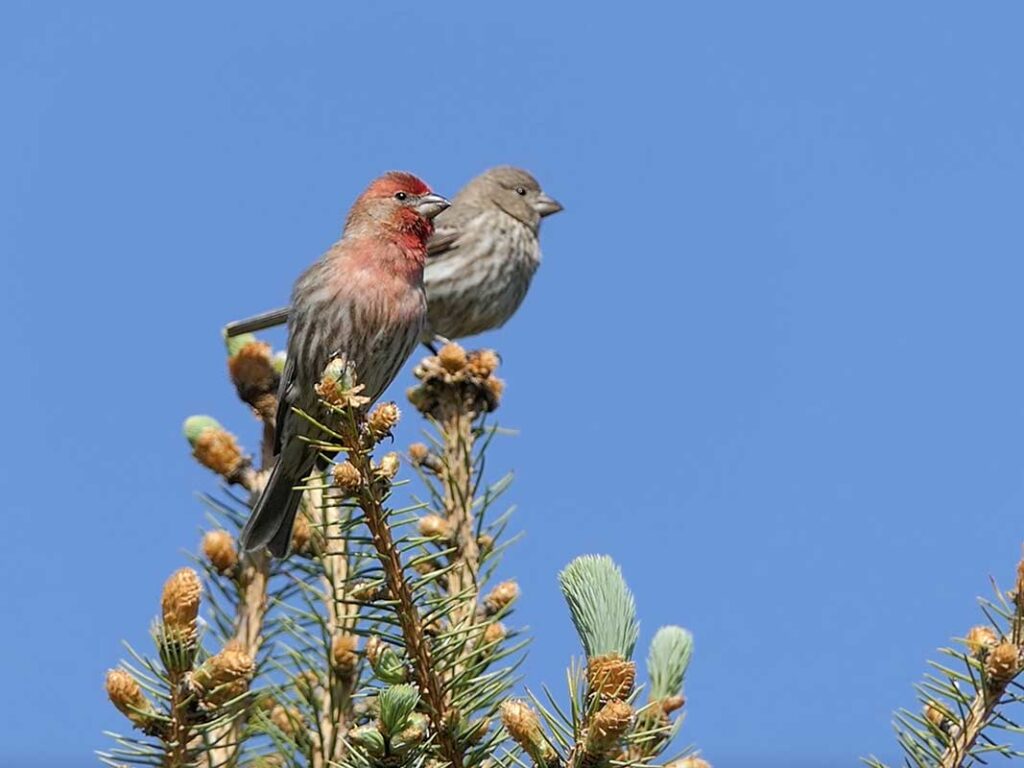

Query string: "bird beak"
[[532, 192, 564, 217], [415, 193, 451, 220]]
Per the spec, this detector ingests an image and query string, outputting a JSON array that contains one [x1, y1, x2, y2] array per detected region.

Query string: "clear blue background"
[[3, 2, 1024, 766]]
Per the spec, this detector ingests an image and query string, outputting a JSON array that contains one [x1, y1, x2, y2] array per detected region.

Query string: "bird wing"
[[426, 204, 484, 259], [426, 227, 461, 256], [273, 351, 297, 456]]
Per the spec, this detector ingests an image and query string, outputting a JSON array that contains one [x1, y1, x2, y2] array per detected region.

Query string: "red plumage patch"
[[364, 171, 432, 199]]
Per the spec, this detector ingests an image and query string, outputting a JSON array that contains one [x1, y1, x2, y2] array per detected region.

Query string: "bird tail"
[[240, 444, 313, 558]]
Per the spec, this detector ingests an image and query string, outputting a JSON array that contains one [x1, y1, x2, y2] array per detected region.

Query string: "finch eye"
[[515, 187, 526, 196], [394, 191, 408, 201]]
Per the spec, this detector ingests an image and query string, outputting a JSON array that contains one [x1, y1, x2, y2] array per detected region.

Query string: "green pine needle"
[[647, 625, 693, 700], [377, 684, 420, 736], [558, 555, 639, 659]]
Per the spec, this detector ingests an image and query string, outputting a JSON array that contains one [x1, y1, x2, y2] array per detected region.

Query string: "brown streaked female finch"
[[240, 172, 449, 557], [223, 166, 562, 345]]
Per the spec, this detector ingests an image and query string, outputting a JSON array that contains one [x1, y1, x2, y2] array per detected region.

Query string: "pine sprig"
[[558, 555, 639, 660], [867, 562, 1024, 768], [647, 626, 693, 701]]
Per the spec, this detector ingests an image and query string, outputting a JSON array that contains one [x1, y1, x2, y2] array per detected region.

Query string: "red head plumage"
[[361, 171, 433, 200], [344, 171, 444, 248]]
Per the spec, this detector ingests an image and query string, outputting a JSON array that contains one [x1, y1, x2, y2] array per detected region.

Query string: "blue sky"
[[4, 2, 1024, 766]]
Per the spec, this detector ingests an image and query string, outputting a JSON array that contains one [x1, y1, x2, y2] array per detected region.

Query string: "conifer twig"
[[340, 415, 464, 768]]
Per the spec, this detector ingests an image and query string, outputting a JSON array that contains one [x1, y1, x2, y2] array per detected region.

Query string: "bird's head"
[[345, 172, 450, 246], [456, 166, 563, 232]]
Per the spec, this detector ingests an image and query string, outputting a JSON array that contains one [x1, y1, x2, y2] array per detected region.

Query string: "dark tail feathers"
[[240, 448, 311, 558]]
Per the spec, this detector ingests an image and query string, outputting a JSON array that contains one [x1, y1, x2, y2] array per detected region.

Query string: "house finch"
[[239, 172, 449, 557], [223, 166, 562, 344]]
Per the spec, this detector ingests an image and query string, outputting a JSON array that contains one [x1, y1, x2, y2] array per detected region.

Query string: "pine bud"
[[333, 461, 362, 494], [986, 642, 1020, 681], [269, 704, 301, 737], [662, 694, 686, 715], [438, 342, 468, 373], [394, 712, 429, 751], [408, 442, 444, 473], [482, 622, 507, 649], [500, 700, 555, 763], [350, 581, 384, 602], [184, 416, 244, 478], [585, 699, 633, 752], [478, 533, 495, 554], [484, 580, 520, 614], [202, 530, 238, 575], [418, 514, 450, 540], [1015, 557, 1024, 609], [463, 717, 490, 746], [191, 645, 254, 707], [668, 758, 713, 768], [924, 703, 948, 729], [331, 633, 358, 674], [376, 452, 400, 480], [367, 402, 401, 440], [366, 636, 407, 683], [349, 723, 386, 756], [106, 668, 155, 727], [290, 511, 313, 556], [159, 567, 202, 672], [965, 625, 998, 657], [161, 568, 202, 639], [587, 654, 636, 700]]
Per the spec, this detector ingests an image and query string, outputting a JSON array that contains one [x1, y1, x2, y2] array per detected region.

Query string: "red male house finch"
[[240, 172, 449, 557], [224, 166, 562, 344]]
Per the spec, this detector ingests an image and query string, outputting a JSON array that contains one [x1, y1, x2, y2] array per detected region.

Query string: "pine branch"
[[868, 554, 1024, 768], [407, 345, 503, 684], [350, 438, 462, 768]]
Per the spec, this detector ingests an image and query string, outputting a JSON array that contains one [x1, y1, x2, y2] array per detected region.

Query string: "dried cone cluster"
[[407, 343, 504, 417], [191, 644, 255, 708], [227, 336, 279, 419], [315, 358, 370, 409]]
